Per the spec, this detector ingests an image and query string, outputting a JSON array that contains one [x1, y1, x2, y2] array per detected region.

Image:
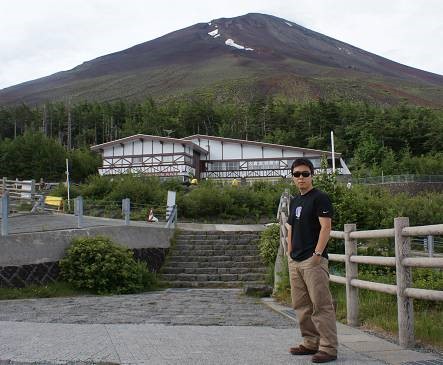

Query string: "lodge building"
[[90, 134, 351, 181]]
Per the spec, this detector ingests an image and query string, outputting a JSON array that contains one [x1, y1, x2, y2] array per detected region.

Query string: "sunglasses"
[[292, 171, 312, 178]]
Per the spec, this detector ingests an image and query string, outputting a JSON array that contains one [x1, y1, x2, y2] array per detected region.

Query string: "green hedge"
[[60, 236, 156, 294], [51, 174, 443, 227], [257, 224, 280, 266]]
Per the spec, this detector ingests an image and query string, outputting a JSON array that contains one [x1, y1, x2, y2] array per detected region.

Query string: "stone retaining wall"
[[0, 225, 172, 288], [0, 248, 168, 288]]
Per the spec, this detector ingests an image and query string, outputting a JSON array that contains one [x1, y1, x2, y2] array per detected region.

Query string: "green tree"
[[0, 132, 66, 180]]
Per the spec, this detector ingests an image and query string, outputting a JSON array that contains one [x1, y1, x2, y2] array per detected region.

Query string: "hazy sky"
[[1, 0, 442, 89]]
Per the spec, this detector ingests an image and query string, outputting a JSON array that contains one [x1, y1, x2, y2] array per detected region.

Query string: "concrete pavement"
[[0, 288, 441, 365]]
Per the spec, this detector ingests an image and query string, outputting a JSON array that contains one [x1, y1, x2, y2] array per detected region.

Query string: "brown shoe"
[[312, 351, 337, 363], [289, 344, 317, 355]]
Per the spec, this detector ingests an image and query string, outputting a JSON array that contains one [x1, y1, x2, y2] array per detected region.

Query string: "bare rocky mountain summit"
[[1, 13, 442, 106]]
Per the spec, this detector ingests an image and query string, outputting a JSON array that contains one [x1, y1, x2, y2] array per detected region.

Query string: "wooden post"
[[427, 235, 434, 257], [344, 223, 358, 326], [394, 217, 414, 348]]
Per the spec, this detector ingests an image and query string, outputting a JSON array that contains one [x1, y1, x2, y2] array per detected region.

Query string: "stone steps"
[[172, 249, 258, 256], [173, 242, 258, 249], [158, 280, 267, 288], [167, 255, 263, 263], [165, 259, 263, 267], [177, 231, 260, 239], [162, 230, 267, 288], [162, 267, 267, 275], [162, 273, 266, 282]]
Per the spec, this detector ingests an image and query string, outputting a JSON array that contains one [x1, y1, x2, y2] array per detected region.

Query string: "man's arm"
[[313, 216, 332, 263], [285, 223, 292, 256]]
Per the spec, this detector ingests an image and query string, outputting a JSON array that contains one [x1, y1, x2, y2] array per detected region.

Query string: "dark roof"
[[90, 134, 208, 154], [182, 134, 340, 157]]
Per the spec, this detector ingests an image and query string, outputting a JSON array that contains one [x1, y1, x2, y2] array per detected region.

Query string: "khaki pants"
[[288, 255, 338, 356]]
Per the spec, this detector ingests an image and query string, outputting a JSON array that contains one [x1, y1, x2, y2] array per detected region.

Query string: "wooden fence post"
[[344, 223, 358, 326], [394, 217, 414, 348]]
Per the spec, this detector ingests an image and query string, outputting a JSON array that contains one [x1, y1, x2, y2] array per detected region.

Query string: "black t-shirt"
[[288, 188, 333, 261]]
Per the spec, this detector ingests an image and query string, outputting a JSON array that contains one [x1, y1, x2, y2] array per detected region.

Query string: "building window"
[[226, 161, 239, 171]]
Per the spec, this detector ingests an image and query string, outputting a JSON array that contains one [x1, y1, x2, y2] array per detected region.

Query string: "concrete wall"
[[0, 225, 173, 288], [0, 225, 172, 267]]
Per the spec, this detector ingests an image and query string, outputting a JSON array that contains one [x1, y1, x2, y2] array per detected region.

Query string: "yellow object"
[[191, 178, 198, 185], [231, 178, 239, 187], [44, 196, 63, 210]]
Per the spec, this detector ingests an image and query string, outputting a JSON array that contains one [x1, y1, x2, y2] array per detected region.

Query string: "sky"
[[1, 0, 442, 89]]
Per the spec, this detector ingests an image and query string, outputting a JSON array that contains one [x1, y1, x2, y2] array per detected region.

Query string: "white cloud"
[[0, 0, 442, 89]]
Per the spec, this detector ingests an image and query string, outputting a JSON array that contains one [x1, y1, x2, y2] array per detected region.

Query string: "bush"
[[257, 224, 280, 265], [60, 236, 156, 294]]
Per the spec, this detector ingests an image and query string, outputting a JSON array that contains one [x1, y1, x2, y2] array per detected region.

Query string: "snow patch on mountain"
[[225, 39, 254, 51]]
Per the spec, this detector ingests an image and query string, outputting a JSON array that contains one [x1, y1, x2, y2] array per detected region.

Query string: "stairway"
[[161, 230, 268, 288]]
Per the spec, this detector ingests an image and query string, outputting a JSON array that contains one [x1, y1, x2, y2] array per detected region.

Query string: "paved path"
[[4, 213, 266, 235], [0, 289, 441, 365]]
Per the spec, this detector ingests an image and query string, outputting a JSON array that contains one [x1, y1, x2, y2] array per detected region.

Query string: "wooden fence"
[[0, 177, 37, 202], [276, 191, 443, 348]]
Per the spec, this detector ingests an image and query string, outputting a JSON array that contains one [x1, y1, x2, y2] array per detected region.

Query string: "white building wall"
[[222, 143, 242, 159], [263, 147, 282, 158], [113, 145, 123, 156], [133, 140, 143, 155], [283, 150, 303, 158], [163, 142, 174, 154], [242, 145, 261, 159], [152, 141, 162, 154], [207, 140, 222, 160], [103, 147, 112, 158]]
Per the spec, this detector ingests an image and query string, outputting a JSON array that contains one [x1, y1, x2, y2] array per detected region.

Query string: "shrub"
[[258, 224, 280, 265], [60, 236, 155, 294]]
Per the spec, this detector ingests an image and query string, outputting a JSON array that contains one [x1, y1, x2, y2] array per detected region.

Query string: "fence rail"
[[352, 174, 443, 185], [1, 191, 177, 235], [277, 192, 443, 349]]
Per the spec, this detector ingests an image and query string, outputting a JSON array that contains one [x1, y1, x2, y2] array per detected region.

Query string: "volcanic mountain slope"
[[1, 13, 443, 107]]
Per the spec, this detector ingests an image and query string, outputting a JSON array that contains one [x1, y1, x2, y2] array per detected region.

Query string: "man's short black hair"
[[291, 158, 314, 174]]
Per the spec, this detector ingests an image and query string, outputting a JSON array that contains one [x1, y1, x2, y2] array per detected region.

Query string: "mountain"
[[1, 13, 443, 107]]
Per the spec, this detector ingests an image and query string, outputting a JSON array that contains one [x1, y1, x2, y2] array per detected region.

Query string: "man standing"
[[286, 158, 338, 363]]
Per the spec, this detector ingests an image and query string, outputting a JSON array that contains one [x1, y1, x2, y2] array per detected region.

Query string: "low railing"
[[352, 174, 443, 185], [276, 192, 443, 349], [1, 194, 178, 236]]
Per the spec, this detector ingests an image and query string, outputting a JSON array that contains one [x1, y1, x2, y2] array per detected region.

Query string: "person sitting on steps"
[[146, 208, 158, 223]]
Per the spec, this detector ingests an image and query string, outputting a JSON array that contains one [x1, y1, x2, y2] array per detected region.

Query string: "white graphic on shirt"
[[295, 206, 302, 219]]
